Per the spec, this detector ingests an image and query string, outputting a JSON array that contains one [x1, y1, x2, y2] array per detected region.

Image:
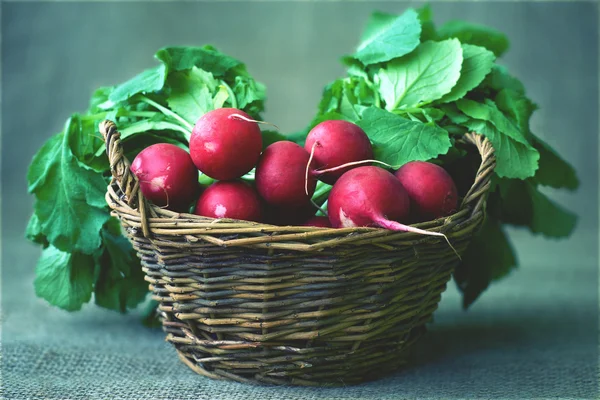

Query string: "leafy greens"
[[301, 5, 578, 308], [26, 45, 268, 315]]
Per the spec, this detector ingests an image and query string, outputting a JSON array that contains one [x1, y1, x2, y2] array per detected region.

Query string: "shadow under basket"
[[100, 120, 495, 387]]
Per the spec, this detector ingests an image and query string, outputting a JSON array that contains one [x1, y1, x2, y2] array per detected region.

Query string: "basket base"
[[170, 325, 427, 387]]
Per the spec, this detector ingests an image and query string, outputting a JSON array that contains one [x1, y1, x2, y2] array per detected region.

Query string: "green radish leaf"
[[457, 98, 527, 144], [439, 103, 469, 124], [26, 212, 48, 247], [462, 118, 539, 179], [94, 223, 148, 313], [67, 116, 105, 170], [353, 8, 421, 65], [87, 87, 114, 114], [358, 107, 451, 167], [318, 79, 344, 115], [316, 77, 375, 122], [213, 85, 230, 109], [155, 45, 245, 77], [27, 117, 110, 254], [377, 39, 463, 109], [454, 217, 517, 309], [232, 76, 266, 117], [497, 179, 577, 237], [166, 67, 219, 125], [483, 65, 526, 94], [34, 245, 95, 311], [141, 300, 162, 328], [531, 135, 579, 190], [495, 89, 537, 137], [107, 65, 167, 105], [438, 44, 495, 103], [416, 4, 438, 42], [438, 20, 510, 58]]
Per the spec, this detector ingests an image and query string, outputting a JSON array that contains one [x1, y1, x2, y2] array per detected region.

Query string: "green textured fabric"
[[2, 2, 598, 399]]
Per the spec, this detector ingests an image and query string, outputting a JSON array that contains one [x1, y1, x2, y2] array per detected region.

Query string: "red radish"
[[328, 166, 410, 229], [190, 108, 262, 180], [304, 120, 373, 184], [394, 161, 458, 221], [194, 181, 262, 222], [130, 143, 198, 212], [256, 141, 317, 208], [301, 216, 332, 228], [327, 166, 455, 249]]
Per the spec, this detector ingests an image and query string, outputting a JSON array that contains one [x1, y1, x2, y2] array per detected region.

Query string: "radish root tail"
[[305, 141, 318, 197], [314, 159, 394, 175], [229, 114, 280, 131], [376, 218, 461, 260]]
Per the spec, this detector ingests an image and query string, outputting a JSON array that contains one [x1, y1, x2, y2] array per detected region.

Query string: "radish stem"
[[313, 159, 394, 175], [229, 114, 280, 131]]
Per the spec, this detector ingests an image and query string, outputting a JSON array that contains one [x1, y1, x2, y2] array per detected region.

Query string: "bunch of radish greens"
[[26, 6, 578, 320]]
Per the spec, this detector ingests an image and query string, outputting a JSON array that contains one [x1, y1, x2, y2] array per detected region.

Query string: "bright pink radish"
[[327, 166, 454, 246], [131, 143, 198, 212], [301, 216, 332, 228], [394, 161, 458, 221], [190, 108, 262, 180], [304, 120, 373, 184], [194, 180, 262, 222], [328, 166, 410, 229], [256, 141, 317, 208]]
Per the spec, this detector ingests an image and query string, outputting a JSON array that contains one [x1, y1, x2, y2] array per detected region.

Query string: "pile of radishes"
[[130, 108, 459, 237]]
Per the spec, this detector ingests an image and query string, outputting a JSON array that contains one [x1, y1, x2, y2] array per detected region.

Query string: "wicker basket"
[[99, 120, 495, 387]]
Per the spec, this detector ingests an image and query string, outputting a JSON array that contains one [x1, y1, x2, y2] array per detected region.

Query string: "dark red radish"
[[194, 180, 262, 222], [130, 143, 198, 212], [304, 120, 373, 184], [394, 161, 458, 221], [301, 216, 332, 228], [263, 203, 316, 226], [327, 166, 456, 251], [256, 141, 317, 208], [190, 108, 262, 180]]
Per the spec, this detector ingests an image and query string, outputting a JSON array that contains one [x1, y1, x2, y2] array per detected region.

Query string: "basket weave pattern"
[[100, 120, 495, 386]]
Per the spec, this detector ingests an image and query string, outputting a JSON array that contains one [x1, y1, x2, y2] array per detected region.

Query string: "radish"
[[190, 108, 262, 181], [304, 120, 373, 184], [194, 180, 262, 222], [301, 216, 332, 228], [255, 141, 317, 208], [394, 161, 458, 221], [328, 166, 456, 249], [130, 143, 198, 212]]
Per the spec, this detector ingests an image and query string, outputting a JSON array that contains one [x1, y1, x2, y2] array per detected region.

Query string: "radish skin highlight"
[[194, 180, 262, 222]]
